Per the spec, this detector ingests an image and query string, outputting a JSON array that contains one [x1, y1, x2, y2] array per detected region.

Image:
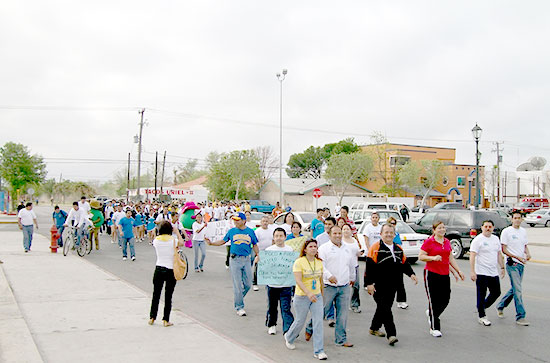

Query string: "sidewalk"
[[0, 232, 267, 363]]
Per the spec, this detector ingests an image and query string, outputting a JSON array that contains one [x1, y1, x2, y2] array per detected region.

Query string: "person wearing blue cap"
[[207, 212, 259, 316]]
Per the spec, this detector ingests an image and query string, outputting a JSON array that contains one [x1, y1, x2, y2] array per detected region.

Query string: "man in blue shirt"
[[52, 206, 68, 247], [118, 209, 136, 261], [207, 212, 259, 316], [311, 208, 325, 239]]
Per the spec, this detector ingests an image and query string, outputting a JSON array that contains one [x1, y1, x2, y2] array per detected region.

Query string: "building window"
[[389, 155, 411, 168], [457, 176, 466, 188], [442, 176, 449, 186]]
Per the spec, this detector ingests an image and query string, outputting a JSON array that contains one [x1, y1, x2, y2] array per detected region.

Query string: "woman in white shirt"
[[149, 221, 182, 327], [342, 224, 362, 313], [282, 213, 295, 235], [192, 213, 208, 272]]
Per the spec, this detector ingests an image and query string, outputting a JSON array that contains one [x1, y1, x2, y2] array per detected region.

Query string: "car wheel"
[[450, 238, 464, 259], [546, 220, 550, 227], [528, 224, 535, 227], [407, 257, 418, 264]]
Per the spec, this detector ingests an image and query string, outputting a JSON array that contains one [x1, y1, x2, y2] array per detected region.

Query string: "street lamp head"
[[471, 123, 482, 140], [276, 73, 281, 78], [282, 69, 288, 75]]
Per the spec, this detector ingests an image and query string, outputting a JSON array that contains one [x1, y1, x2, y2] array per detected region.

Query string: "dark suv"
[[411, 210, 510, 259]]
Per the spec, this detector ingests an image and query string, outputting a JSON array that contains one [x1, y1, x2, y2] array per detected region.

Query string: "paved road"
[[4, 205, 550, 362]]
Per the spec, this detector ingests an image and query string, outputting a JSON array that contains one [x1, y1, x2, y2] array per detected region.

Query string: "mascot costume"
[[180, 201, 200, 248], [89, 199, 105, 250]]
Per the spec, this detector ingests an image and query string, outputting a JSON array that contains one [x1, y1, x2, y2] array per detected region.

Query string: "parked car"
[[350, 209, 402, 225], [248, 200, 276, 213], [351, 201, 409, 214], [409, 206, 430, 223], [273, 211, 317, 232], [432, 202, 464, 210], [356, 220, 428, 263], [524, 209, 550, 227], [487, 208, 512, 224], [411, 209, 510, 259]]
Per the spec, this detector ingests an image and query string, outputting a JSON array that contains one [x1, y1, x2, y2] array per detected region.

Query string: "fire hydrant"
[[50, 225, 60, 253]]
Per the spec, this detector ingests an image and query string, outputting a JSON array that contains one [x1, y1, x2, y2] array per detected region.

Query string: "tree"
[[286, 138, 360, 179], [324, 152, 373, 204], [0, 142, 46, 207], [206, 150, 261, 200], [286, 146, 325, 178], [398, 160, 447, 208], [175, 159, 207, 184], [252, 146, 278, 191]]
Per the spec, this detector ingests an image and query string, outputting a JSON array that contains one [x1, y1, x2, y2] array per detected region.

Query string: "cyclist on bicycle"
[[64, 201, 92, 248]]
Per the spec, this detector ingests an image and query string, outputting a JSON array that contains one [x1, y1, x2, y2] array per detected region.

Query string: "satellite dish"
[[528, 156, 547, 171], [516, 162, 534, 171]]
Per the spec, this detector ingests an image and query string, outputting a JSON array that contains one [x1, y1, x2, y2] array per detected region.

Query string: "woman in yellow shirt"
[[283, 239, 327, 360]]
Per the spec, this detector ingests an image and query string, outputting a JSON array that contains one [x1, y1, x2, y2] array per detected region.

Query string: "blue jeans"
[[229, 255, 252, 310], [307, 284, 351, 344], [22, 225, 33, 251], [286, 294, 324, 355], [56, 225, 65, 246], [76, 225, 87, 247], [193, 240, 206, 270], [266, 286, 294, 334], [121, 237, 135, 258], [497, 263, 526, 320]]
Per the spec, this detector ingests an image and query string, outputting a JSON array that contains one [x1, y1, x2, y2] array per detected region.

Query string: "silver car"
[[525, 209, 550, 227], [274, 211, 317, 232], [351, 209, 403, 226], [357, 220, 429, 263]]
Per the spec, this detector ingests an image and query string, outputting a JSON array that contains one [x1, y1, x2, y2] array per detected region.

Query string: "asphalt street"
[[5, 205, 550, 362]]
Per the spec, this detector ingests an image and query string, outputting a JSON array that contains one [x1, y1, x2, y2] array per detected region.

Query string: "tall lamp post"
[[276, 69, 287, 207], [471, 123, 483, 209]]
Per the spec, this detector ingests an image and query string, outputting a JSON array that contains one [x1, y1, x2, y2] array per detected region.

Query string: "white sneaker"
[[267, 326, 276, 335], [122, 257, 127, 261], [430, 329, 442, 337], [284, 333, 295, 350], [225, 265, 229, 270], [131, 256, 136, 261], [111, 240, 115, 244], [397, 302, 409, 309], [478, 316, 491, 326], [253, 285, 259, 291], [314, 352, 328, 360], [237, 309, 246, 317]]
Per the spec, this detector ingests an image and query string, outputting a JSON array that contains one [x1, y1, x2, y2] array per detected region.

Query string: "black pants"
[[396, 273, 406, 303], [370, 287, 397, 337], [150, 266, 177, 321], [266, 286, 294, 333], [476, 275, 501, 318], [424, 270, 450, 331], [225, 245, 230, 267]]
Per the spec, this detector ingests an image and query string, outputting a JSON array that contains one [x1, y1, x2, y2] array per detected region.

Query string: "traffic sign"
[[312, 188, 322, 199]]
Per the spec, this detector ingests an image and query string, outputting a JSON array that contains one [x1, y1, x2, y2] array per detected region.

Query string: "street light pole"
[[472, 123, 483, 209], [276, 69, 287, 207], [136, 109, 145, 201]]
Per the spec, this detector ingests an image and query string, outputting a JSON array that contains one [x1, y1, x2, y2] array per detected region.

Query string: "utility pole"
[[154, 151, 158, 202], [136, 109, 145, 201], [492, 141, 503, 205], [160, 151, 166, 195], [127, 153, 130, 203]]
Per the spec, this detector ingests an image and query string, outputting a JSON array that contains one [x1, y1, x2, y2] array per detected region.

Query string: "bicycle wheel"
[[77, 238, 87, 257], [86, 234, 93, 254], [178, 250, 189, 280], [63, 236, 70, 256]]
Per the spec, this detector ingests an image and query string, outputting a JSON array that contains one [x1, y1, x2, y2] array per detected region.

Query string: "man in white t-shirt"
[[363, 212, 382, 250], [315, 217, 336, 246], [264, 227, 295, 335], [78, 196, 91, 214], [112, 205, 126, 247], [469, 220, 505, 326], [496, 212, 531, 326], [17, 202, 38, 252], [252, 216, 273, 290]]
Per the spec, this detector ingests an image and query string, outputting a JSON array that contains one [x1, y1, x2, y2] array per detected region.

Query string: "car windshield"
[[299, 213, 316, 223], [532, 210, 547, 215], [395, 221, 414, 234]]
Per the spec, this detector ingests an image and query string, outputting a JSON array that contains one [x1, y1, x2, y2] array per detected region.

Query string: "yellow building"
[[359, 143, 485, 207]]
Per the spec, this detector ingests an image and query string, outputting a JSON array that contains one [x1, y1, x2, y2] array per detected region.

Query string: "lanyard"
[[306, 257, 316, 274]]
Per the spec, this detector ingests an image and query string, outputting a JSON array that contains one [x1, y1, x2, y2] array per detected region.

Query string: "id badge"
[[312, 280, 317, 290]]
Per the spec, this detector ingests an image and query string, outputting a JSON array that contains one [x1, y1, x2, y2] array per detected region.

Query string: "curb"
[[0, 221, 18, 224], [530, 259, 550, 265]]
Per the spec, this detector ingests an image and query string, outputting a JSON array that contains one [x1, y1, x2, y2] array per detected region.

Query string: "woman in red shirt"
[[419, 221, 465, 338]]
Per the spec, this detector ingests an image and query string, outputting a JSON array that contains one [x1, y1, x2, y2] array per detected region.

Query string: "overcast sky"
[[1, 0, 549, 184]]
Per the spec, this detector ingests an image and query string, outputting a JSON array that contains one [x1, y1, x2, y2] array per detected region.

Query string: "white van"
[[350, 201, 405, 212]]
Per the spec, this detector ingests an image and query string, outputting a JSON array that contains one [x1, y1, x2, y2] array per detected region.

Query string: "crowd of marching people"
[[33, 197, 531, 361]]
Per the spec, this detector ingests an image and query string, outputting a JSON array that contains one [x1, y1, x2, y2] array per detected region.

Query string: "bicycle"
[[63, 226, 90, 257]]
